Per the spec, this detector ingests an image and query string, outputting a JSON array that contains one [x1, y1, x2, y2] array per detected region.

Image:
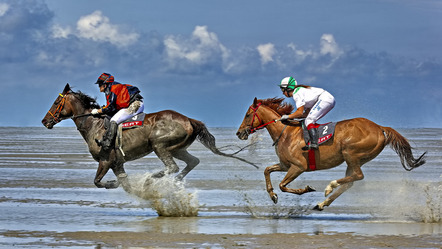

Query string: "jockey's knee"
[[305, 118, 315, 127]]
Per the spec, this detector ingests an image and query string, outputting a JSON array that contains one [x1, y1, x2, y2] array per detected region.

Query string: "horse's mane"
[[72, 90, 101, 109], [259, 97, 294, 116]]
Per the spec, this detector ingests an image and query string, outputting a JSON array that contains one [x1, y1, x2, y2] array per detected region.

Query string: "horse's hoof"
[[271, 194, 278, 204], [324, 186, 333, 197], [104, 180, 119, 189], [152, 171, 165, 178], [306, 185, 316, 192], [312, 205, 323, 211]]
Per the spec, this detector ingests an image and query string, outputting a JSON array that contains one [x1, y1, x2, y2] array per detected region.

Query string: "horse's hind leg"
[[314, 182, 353, 211], [152, 147, 180, 178], [173, 149, 200, 181], [314, 165, 360, 211]]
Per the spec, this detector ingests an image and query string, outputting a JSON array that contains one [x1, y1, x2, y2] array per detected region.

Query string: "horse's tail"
[[190, 119, 259, 169], [381, 126, 426, 171]]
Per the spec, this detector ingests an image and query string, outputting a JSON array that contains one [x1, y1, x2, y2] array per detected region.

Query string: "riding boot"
[[308, 127, 319, 150], [96, 121, 118, 151]]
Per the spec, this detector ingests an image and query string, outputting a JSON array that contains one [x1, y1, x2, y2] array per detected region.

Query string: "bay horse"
[[236, 97, 426, 210], [41, 84, 257, 193]]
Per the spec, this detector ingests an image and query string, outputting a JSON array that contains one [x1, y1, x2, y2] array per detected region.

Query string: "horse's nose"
[[236, 129, 249, 140], [42, 119, 53, 129]]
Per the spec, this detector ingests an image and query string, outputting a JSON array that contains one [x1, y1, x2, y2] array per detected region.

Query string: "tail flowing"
[[190, 119, 259, 169], [382, 126, 426, 171]]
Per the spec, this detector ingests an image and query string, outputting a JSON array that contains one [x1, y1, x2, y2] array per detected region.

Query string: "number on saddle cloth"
[[302, 122, 336, 146]]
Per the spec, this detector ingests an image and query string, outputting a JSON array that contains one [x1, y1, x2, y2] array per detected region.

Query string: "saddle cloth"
[[121, 113, 145, 129], [116, 113, 145, 156], [302, 122, 336, 146]]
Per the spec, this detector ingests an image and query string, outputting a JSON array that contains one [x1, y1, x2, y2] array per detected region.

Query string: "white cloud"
[[51, 24, 72, 38], [50, 10, 139, 46], [164, 25, 230, 68], [320, 34, 342, 57], [76, 11, 139, 46], [0, 3, 9, 17], [287, 42, 314, 62], [257, 43, 275, 65]]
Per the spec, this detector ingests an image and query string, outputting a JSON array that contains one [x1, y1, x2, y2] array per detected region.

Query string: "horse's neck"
[[69, 101, 104, 142], [259, 107, 298, 142]]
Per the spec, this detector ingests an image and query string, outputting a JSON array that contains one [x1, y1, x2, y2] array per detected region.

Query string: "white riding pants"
[[305, 91, 335, 127], [111, 100, 144, 124]]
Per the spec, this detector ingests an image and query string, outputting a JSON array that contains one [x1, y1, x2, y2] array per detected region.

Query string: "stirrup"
[[302, 143, 318, 151]]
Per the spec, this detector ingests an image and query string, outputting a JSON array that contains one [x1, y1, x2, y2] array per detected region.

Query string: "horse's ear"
[[63, 83, 71, 94], [253, 97, 258, 107]]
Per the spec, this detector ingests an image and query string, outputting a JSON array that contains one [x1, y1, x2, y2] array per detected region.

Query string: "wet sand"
[[2, 230, 440, 248]]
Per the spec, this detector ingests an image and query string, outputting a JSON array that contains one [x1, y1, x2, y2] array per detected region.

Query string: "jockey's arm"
[[289, 106, 307, 119]]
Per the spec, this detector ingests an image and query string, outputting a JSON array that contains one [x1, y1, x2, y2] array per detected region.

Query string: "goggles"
[[280, 87, 294, 93]]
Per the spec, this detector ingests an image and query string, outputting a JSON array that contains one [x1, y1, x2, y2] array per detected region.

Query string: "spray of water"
[[241, 191, 312, 218], [357, 179, 441, 223], [124, 173, 199, 217], [411, 180, 441, 223]]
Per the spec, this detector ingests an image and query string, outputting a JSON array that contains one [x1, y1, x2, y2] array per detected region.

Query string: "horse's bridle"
[[47, 92, 69, 124], [248, 103, 277, 134]]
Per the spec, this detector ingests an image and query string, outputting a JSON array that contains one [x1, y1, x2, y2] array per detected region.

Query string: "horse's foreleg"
[[264, 164, 283, 204], [279, 165, 315, 195], [111, 164, 132, 193], [173, 149, 200, 181], [94, 160, 114, 188]]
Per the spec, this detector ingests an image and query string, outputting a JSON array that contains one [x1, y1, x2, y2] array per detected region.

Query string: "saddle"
[[103, 113, 146, 156], [302, 122, 336, 147], [103, 113, 146, 130], [302, 122, 336, 171]]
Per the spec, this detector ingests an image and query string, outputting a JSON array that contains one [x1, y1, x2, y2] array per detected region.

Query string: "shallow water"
[[0, 127, 441, 247]]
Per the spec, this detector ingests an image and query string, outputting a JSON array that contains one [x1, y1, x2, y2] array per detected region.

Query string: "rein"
[[248, 102, 305, 146]]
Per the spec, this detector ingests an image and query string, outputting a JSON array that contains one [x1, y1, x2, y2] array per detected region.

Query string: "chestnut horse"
[[236, 97, 426, 210], [42, 84, 257, 193]]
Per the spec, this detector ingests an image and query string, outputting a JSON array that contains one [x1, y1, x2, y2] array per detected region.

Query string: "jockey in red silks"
[[91, 73, 144, 151], [279, 76, 335, 150]]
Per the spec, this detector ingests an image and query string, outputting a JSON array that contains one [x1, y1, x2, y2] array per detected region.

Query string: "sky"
[[1, 0, 442, 128]]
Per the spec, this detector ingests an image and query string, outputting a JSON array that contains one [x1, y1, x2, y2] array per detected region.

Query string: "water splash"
[[125, 173, 199, 217], [239, 189, 313, 218], [361, 179, 441, 223], [415, 181, 441, 223]]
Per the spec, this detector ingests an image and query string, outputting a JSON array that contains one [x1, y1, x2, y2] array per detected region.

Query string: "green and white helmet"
[[279, 76, 297, 90]]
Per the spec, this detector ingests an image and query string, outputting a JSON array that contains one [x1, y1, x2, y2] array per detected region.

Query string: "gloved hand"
[[91, 109, 100, 115], [280, 115, 290, 121]]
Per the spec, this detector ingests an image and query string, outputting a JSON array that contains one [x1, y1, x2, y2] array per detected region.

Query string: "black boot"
[[96, 121, 118, 151], [308, 127, 319, 150]]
